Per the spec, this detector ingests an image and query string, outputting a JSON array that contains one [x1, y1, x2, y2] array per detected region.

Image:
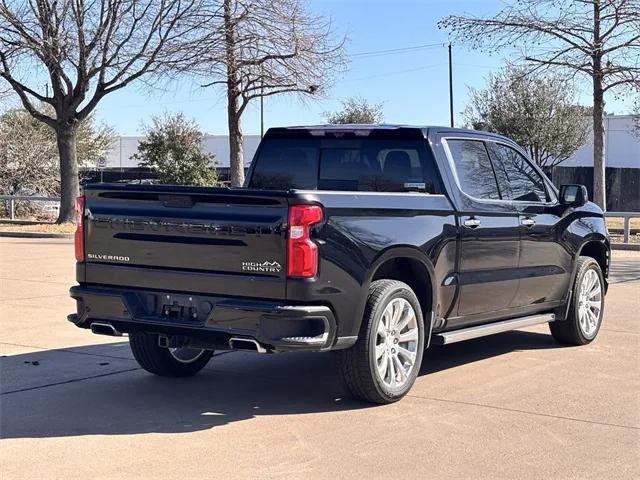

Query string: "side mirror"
[[560, 184, 588, 207]]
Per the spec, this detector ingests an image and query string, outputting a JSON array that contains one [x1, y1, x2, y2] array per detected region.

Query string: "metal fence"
[[0, 195, 60, 220], [605, 212, 639, 244]]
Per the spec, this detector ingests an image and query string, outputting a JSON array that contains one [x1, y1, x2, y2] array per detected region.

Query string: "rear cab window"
[[248, 133, 442, 194]]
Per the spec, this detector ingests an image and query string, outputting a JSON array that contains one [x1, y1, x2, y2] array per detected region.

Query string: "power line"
[[344, 63, 446, 82], [351, 42, 446, 59]]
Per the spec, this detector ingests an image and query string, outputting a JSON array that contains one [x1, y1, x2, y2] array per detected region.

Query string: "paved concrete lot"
[[1, 238, 639, 479]]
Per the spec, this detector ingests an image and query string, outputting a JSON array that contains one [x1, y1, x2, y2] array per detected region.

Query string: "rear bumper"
[[69, 285, 354, 352]]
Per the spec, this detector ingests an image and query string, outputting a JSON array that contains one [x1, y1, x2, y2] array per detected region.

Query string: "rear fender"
[[352, 246, 437, 346]]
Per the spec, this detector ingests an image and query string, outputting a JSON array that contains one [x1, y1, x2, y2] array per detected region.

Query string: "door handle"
[[463, 217, 481, 228], [521, 217, 536, 227]]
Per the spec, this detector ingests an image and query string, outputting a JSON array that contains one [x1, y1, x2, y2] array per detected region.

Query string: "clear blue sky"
[[93, 0, 632, 136]]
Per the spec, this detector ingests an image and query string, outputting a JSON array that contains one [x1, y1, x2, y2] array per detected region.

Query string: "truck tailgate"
[[82, 185, 288, 299]]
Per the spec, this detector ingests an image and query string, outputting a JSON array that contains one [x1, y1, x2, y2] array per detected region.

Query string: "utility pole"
[[260, 62, 265, 138], [448, 43, 454, 128], [260, 78, 264, 138]]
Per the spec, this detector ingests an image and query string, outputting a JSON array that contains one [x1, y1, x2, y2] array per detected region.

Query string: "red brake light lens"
[[74, 196, 85, 261], [287, 205, 323, 278]]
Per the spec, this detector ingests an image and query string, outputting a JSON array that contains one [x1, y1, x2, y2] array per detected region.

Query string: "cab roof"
[[264, 124, 512, 142]]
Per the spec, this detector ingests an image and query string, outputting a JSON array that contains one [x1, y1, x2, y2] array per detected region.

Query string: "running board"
[[432, 313, 555, 345]]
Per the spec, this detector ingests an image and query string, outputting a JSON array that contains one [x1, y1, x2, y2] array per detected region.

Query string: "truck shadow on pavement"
[[0, 330, 563, 440], [608, 259, 640, 284]]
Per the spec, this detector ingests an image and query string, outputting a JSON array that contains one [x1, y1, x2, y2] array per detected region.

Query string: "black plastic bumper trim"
[[69, 284, 339, 352]]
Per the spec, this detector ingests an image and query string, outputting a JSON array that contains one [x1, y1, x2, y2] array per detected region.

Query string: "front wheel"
[[129, 333, 214, 377], [550, 256, 605, 345], [336, 280, 425, 404]]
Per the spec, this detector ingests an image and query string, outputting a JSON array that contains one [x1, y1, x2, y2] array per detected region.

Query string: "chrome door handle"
[[463, 217, 481, 228], [521, 217, 536, 227]]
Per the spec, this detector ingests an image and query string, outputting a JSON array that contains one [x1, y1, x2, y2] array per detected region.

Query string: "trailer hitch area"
[[158, 334, 190, 349], [161, 296, 198, 321]]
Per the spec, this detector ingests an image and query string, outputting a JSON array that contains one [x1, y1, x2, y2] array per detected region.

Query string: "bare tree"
[[325, 97, 384, 124], [0, 82, 11, 103], [192, 0, 346, 186], [0, 0, 207, 222], [464, 67, 590, 168], [0, 106, 113, 219], [440, 0, 640, 209], [633, 95, 640, 137]]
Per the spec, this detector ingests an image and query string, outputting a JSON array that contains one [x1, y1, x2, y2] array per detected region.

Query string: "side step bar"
[[432, 313, 555, 345]]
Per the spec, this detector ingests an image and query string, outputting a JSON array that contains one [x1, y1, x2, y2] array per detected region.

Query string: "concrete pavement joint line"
[[0, 276, 71, 286], [609, 278, 640, 285], [0, 341, 137, 360], [600, 328, 640, 335], [3, 293, 69, 301], [0, 367, 141, 396], [406, 393, 640, 431], [0, 342, 233, 361]]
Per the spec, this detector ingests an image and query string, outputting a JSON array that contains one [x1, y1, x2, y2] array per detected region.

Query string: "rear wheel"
[[336, 280, 425, 404], [129, 333, 213, 377], [550, 257, 605, 345]]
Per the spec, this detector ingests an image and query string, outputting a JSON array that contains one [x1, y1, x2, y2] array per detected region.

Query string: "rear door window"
[[446, 139, 500, 200]]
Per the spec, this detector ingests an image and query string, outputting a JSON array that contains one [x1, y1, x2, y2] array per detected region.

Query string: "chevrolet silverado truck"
[[69, 125, 609, 404]]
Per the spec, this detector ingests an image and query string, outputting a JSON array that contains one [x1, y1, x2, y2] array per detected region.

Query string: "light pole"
[[448, 43, 454, 128], [260, 76, 264, 138]]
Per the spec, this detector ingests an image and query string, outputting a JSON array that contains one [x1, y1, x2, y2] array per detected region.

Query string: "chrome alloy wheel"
[[168, 346, 206, 364], [374, 298, 419, 388], [577, 268, 602, 338]]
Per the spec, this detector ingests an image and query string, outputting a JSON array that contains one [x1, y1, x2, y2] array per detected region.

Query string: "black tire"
[[129, 333, 214, 377], [550, 257, 605, 346], [336, 279, 425, 404]]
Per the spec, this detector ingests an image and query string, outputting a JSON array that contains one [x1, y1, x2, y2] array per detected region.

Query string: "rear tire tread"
[[336, 279, 424, 404]]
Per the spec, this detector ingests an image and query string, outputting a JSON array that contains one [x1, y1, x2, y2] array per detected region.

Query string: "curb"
[[611, 243, 640, 251], [0, 231, 73, 239]]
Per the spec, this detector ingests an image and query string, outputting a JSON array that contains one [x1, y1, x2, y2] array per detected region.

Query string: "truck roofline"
[[264, 124, 514, 143]]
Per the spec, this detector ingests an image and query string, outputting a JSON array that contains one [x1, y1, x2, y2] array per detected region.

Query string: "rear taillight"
[[74, 195, 85, 261], [287, 205, 323, 278]]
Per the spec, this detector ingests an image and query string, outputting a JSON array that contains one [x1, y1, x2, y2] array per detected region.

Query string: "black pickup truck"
[[69, 125, 609, 404]]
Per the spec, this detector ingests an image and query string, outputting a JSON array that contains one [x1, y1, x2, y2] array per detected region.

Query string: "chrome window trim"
[[441, 136, 558, 207], [293, 190, 446, 197]]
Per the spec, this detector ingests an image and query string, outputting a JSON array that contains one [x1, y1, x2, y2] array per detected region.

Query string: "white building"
[[104, 134, 262, 170], [102, 115, 639, 170], [560, 115, 639, 169]]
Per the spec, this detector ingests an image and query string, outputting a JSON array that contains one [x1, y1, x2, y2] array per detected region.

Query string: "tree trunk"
[[592, 81, 606, 209], [56, 125, 80, 224], [224, 0, 244, 187], [591, 0, 606, 210], [227, 95, 244, 187]]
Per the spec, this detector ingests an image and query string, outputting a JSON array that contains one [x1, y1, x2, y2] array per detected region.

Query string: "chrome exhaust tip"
[[228, 337, 267, 353], [90, 322, 122, 337]]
